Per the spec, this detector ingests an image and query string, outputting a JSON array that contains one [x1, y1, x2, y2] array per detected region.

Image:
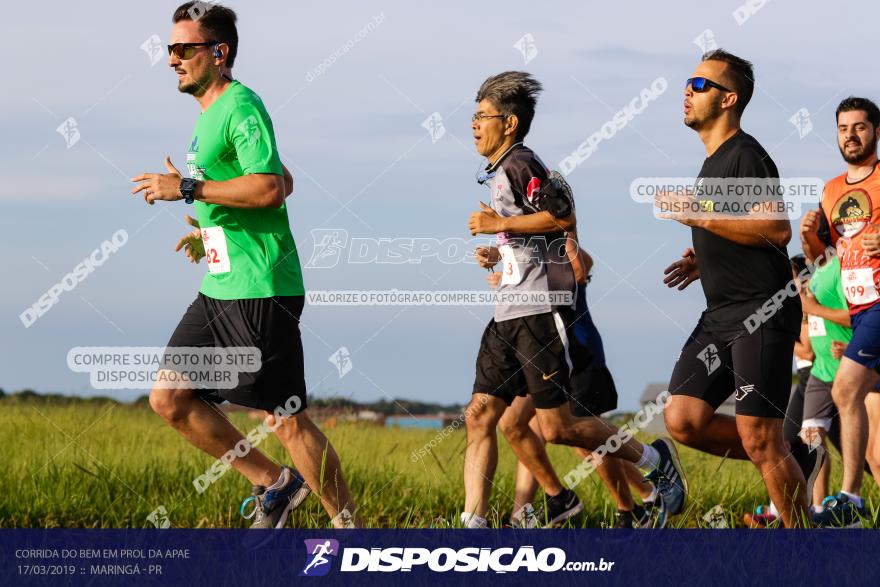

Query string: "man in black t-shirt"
[[655, 50, 809, 527]]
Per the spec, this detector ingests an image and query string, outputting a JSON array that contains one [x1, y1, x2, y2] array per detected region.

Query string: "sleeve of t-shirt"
[[731, 146, 782, 211], [506, 158, 542, 213], [227, 100, 283, 176], [734, 147, 777, 179], [507, 156, 567, 215]]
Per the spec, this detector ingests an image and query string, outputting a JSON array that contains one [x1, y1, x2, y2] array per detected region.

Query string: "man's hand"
[[486, 271, 501, 289], [831, 340, 847, 360], [800, 209, 820, 240], [799, 285, 819, 314], [663, 247, 700, 290], [654, 188, 700, 227], [131, 156, 185, 205], [862, 223, 880, 257], [469, 202, 505, 235], [174, 215, 205, 264], [475, 246, 501, 269], [799, 426, 824, 449]]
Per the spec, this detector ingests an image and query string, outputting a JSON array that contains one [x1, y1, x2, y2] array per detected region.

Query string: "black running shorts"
[[667, 319, 795, 418], [473, 308, 574, 409], [163, 293, 308, 413]]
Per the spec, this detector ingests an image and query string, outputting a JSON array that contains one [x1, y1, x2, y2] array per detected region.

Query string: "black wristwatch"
[[179, 178, 198, 204]]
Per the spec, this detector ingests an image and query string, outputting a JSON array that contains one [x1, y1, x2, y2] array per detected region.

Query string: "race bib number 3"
[[807, 314, 826, 338], [201, 226, 231, 274], [843, 268, 879, 306], [499, 245, 522, 286]]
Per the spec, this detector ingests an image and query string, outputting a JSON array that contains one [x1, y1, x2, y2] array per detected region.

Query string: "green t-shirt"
[[185, 81, 304, 300], [807, 256, 851, 383]]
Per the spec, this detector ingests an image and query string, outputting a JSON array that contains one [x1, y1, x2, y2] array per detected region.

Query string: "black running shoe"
[[534, 489, 584, 527], [812, 493, 866, 528], [615, 505, 651, 529]]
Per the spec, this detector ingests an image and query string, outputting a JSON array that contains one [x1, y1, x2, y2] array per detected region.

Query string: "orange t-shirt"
[[820, 163, 880, 315]]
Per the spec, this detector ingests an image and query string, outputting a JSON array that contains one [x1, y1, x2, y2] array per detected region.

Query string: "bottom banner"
[[2, 529, 878, 586]]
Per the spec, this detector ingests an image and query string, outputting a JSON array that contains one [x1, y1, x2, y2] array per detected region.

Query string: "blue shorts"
[[845, 303, 880, 370]]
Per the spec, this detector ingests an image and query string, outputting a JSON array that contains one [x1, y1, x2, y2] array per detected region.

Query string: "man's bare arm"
[[694, 218, 792, 248]]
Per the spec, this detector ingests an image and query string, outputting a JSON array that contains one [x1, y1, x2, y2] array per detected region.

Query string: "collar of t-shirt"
[[485, 141, 525, 173], [704, 128, 745, 164]]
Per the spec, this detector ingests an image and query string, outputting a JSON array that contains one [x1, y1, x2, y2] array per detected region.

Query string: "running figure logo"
[[306, 229, 348, 269], [696, 344, 721, 375], [300, 539, 340, 577]]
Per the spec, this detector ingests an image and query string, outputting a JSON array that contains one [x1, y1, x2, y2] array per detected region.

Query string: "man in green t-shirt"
[[131, 2, 359, 529]]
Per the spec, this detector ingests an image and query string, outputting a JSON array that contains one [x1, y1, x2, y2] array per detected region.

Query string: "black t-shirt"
[[691, 130, 801, 335]]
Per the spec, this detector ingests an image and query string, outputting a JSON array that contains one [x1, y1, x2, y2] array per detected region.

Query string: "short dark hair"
[[790, 254, 808, 275], [836, 96, 880, 129], [476, 71, 543, 140], [173, 2, 238, 67], [701, 49, 754, 116]]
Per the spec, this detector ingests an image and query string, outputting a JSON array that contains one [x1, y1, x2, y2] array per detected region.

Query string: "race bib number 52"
[[843, 268, 879, 306], [201, 226, 231, 274]]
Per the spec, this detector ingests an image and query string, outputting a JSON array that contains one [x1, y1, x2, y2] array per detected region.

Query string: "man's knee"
[[541, 419, 575, 446], [832, 381, 864, 409], [465, 395, 503, 434], [739, 421, 783, 464], [498, 413, 530, 443], [149, 388, 196, 423], [664, 405, 704, 446], [268, 410, 307, 437]]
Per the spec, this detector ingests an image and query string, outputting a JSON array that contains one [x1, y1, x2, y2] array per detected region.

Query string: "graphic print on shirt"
[[830, 189, 872, 238]]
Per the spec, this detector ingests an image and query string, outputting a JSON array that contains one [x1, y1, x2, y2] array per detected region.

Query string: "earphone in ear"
[[214, 46, 222, 59]]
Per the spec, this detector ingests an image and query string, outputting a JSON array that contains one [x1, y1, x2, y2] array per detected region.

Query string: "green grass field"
[[4, 400, 879, 529]]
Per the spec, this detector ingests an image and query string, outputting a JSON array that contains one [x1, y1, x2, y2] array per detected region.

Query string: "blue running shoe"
[[240, 466, 310, 529], [812, 493, 865, 528], [644, 438, 687, 516], [642, 492, 668, 528]]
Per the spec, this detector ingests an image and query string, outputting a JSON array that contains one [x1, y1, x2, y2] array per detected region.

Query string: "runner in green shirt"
[[131, 1, 359, 530]]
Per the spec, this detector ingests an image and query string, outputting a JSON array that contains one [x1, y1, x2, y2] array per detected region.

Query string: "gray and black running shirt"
[[478, 143, 576, 322]]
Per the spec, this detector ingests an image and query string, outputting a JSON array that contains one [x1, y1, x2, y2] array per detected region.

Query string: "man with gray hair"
[[462, 71, 687, 528]]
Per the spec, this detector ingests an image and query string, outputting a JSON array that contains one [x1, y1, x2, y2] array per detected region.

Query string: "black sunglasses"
[[686, 77, 732, 93], [167, 42, 219, 60]]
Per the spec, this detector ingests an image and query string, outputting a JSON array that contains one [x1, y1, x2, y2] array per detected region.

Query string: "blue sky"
[[2, 0, 877, 410]]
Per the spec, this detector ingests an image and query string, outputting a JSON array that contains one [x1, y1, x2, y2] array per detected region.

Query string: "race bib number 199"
[[843, 268, 879, 306], [201, 226, 231, 274]]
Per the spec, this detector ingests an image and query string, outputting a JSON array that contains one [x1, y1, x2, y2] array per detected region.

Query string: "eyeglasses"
[[167, 42, 219, 60], [472, 113, 508, 122], [686, 77, 732, 93]]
